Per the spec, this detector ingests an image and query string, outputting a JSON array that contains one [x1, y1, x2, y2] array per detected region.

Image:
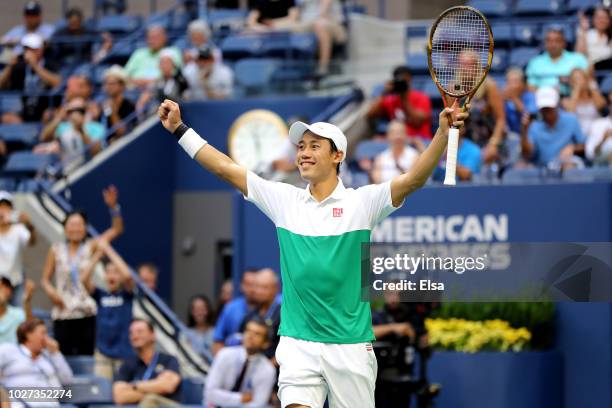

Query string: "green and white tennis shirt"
[[246, 171, 402, 344]]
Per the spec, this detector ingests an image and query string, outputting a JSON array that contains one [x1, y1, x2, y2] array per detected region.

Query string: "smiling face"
[[64, 213, 87, 243], [104, 262, 121, 292], [129, 320, 155, 351], [545, 30, 565, 59], [295, 132, 342, 182]]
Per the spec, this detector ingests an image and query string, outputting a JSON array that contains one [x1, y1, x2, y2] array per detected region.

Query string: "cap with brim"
[[536, 87, 559, 109], [21, 33, 43, 49], [288, 121, 347, 162], [197, 45, 213, 60], [0, 191, 13, 205], [103, 65, 127, 84], [24, 1, 41, 15]]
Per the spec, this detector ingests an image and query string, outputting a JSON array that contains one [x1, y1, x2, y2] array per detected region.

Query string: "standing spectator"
[[520, 87, 586, 169], [371, 120, 420, 184], [137, 262, 159, 293], [183, 45, 234, 100], [0, 319, 73, 400], [0, 33, 61, 122], [212, 269, 259, 355], [526, 28, 588, 93], [182, 20, 221, 64], [576, 7, 612, 70], [1, 2, 54, 53], [124, 25, 181, 89], [82, 239, 134, 380], [41, 185, 124, 356], [215, 279, 233, 321], [561, 68, 605, 136], [504, 68, 538, 136], [113, 319, 182, 407], [586, 83, 612, 166], [100, 65, 136, 142], [136, 48, 188, 112], [185, 294, 215, 359], [367, 66, 433, 139], [0, 278, 34, 344], [50, 7, 113, 66], [205, 317, 277, 408], [246, 0, 299, 32], [0, 191, 36, 305]]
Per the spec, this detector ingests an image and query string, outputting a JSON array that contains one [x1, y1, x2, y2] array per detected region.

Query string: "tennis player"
[[158, 99, 467, 408]]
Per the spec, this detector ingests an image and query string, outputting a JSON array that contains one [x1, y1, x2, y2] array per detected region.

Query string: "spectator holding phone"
[[367, 66, 432, 139], [575, 7, 612, 70], [561, 68, 605, 136]]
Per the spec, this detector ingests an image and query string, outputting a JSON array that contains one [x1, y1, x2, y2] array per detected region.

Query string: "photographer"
[[367, 66, 433, 139]]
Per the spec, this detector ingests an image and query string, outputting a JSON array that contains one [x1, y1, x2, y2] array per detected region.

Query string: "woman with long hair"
[[186, 294, 215, 358], [562, 68, 606, 136]]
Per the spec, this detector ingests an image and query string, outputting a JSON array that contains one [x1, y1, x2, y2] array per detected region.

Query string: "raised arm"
[[81, 245, 104, 294], [99, 239, 135, 292], [98, 185, 124, 243], [390, 102, 468, 206], [158, 100, 248, 195], [41, 247, 65, 310]]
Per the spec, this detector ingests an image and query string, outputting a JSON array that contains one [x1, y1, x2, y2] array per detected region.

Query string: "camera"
[[392, 79, 409, 94]]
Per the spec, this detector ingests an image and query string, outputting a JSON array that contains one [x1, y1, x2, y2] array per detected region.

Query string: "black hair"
[[393, 65, 412, 79], [245, 315, 270, 341], [545, 26, 566, 41], [17, 318, 45, 344], [0, 277, 13, 291], [131, 318, 155, 332], [63, 210, 88, 226], [137, 262, 159, 276], [65, 7, 83, 20], [187, 294, 215, 327], [330, 141, 341, 175]]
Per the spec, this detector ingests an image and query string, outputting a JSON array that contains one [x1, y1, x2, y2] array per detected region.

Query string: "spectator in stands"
[[371, 120, 420, 184], [1, 2, 54, 53], [35, 97, 106, 168], [367, 66, 432, 139], [215, 279, 233, 321], [100, 65, 136, 142], [125, 25, 181, 89], [212, 269, 258, 355], [82, 239, 134, 380], [0, 33, 61, 122], [576, 7, 612, 70], [432, 126, 482, 182], [182, 20, 221, 64], [137, 262, 158, 292], [0, 318, 73, 398], [0, 278, 34, 344], [246, 0, 299, 32], [586, 82, 612, 166], [205, 317, 277, 408], [186, 294, 215, 359], [520, 87, 586, 170], [183, 45, 234, 100], [41, 185, 124, 356], [561, 68, 605, 136], [136, 48, 188, 113], [0, 191, 36, 305], [504, 68, 538, 136], [113, 319, 182, 407], [63, 75, 100, 118], [50, 7, 113, 66], [240, 268, 281, 360], [526, 27, 588, 93]]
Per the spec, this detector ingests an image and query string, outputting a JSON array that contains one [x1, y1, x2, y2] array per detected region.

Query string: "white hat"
[[536, 87, 559, 109], [21, 33, 43, 49], [159, 47, 181, 67], [289, 121, 347, 162], [0, 191, 13, 205], [103, 65, 127, 84]]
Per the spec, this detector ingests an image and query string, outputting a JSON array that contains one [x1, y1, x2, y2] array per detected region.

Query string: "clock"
[[227, 109, 289, 173]]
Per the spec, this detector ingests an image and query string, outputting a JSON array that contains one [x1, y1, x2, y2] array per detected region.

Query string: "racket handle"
[[443, 127, 460, 186]]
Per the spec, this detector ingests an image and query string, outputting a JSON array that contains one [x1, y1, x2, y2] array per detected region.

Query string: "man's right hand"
[[158, 99, 183, 133], [241, 392, 253, 403]]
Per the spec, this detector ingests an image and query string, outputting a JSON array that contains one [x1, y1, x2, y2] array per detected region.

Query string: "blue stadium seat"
[[3, 152, 58, 177], [66, 355, 95, 376], [220, 35, 264, 61], [0, 178, 16, 191], [234, 59, 281, 92], [490, 49, 508, 72], [514, 0, 563, 16], [509, 47, 540, 68], [423, 81, 442, 101], [599, 75, 612, 94], [354, 141, 389, 162], [513, 23, 539, 45], [289, 33, 318, 59], [208, 8, 249, 31], [96, 14, 142, 34], [0, 123, 41, 148], [406, 53, 429, 74], [467, 0, 510, 18], [261, 33, 292, 58], [181, 377, 205, 404], [565, 0, 601, 13], [371, 83, 385, 98], [104, 39, 145, 65], [501, 167, 544, 183], [563, 167, 612, 182], [491, 22, 513, 45], [62, 376, 113, 405], [0, 92, 23, 114]]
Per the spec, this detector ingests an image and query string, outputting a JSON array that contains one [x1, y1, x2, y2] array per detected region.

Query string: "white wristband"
[[178, 128, 208, 159]]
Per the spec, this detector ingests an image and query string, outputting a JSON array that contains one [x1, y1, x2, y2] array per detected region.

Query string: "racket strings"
[[430, 9, 491, 96]]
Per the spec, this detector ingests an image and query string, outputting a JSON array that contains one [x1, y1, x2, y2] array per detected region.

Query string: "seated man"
[[113, 319, 182, 407], [100, 65, 136, 142], [526, 27, 588, 94], [182, 20, 221, 64], [0, 278, 34, 344], [1, 2, 54, 53], [367, 66, 433, 139], [205, 317, 277, 408], [183, 45, 234, 100], [371, 120, 421, 184], [520, 87, 586, 169], [0, 318, 73, 397]]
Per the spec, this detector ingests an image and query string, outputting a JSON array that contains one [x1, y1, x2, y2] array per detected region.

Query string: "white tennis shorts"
[[276, 336, 377, 408]]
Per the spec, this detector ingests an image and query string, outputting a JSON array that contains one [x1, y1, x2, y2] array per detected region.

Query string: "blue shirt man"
[[457, 138, 482, 176], [505, 92, 537, 134]]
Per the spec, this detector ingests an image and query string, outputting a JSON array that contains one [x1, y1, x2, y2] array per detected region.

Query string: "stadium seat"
[[513, 23, 539, 45], [491, 22, 513, 45], [467, 0, 510, 18], [354, 141, 389, 162], [181, 377, 205, 404], [66, 355, 95, 376], [220, 35, 265, 61], [234, 59, 281, 93], [289, 33, 318, 59], [371, 83, 386, 98], [62, 376, 113, 405], [2, 152, 58, 178], [514, 0, 563, 16], [599, 75, 612, 93], [501, 167, 544, 183], [565, 0, 601, 13], [95, 14, 142, 35], [423, 81, 442, 102], [0, 92, 23, 114], [562, 167, 612, 182], [0, 123, 41, 149], [406, 53, 429, 74], [0, 178, 16, 191], [490, 49, 508, 72], [208, 8, 249, 32], [509, 47, 540, 69]]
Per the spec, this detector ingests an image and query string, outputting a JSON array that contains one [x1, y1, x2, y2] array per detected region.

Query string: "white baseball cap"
[[288, 121, 347, 162], [21, 33, 43, 50], [0, 191, 13, 205], [536, 87, 559, 109]]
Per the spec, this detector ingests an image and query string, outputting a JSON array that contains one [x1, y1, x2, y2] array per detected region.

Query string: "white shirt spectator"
[[2, 23, 54, 54], [0, 343, 73, 406], [373, 146, 419, 183], [183, 61, 234, 100], [204, 346, 276, 407], [586, 116, 612, 164], [584, 29, 612, 65], [0, 224, 30, 287]]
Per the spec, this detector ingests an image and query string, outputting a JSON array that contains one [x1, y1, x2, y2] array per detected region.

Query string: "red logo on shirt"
[[333, 208, 343, 217]]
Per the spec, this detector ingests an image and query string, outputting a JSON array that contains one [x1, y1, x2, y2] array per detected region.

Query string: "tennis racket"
[[427, 6, 494, 185]]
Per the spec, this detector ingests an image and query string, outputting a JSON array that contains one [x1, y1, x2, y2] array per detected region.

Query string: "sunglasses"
[[68, 108, 86, 114]]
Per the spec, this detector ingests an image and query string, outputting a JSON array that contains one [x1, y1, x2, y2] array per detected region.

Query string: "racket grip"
[[443, 127, 460, 186]]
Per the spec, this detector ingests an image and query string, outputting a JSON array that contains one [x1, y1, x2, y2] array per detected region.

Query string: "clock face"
[[228, 110, 289, 172]]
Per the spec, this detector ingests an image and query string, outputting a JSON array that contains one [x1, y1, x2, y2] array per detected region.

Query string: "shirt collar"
[[304, 177, 347, 204], [19, 344, 33, 358]]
